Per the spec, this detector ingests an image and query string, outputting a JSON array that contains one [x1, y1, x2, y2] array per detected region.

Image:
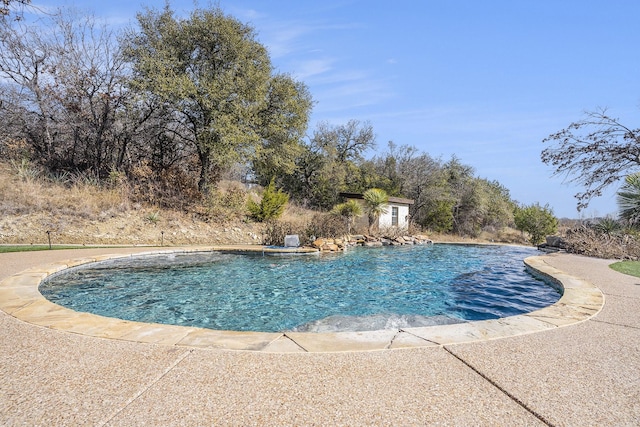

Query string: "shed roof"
[[339, 192, 415, 205]]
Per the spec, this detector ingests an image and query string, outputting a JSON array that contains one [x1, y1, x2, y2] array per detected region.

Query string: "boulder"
[[545, 235, 567, 248], [324, 243, 340, 252]]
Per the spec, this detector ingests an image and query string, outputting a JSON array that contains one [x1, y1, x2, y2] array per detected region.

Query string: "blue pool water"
[[40, 244, 560, 333]]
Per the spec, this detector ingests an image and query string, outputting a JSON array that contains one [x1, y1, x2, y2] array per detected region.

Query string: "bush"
[[262, 221, 303, 246], [206, 182, 248, 222], [330, 200, 363, 234], [247, 178, 288, 222], [514, 203, 558, 245], [305, 212, 347, 240]]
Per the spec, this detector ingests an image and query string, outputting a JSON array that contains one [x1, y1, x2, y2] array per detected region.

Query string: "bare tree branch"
[[541, 108, 640, 211]]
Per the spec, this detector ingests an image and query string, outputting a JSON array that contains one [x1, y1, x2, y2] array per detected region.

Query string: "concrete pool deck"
[[1, 246, 639, 425]]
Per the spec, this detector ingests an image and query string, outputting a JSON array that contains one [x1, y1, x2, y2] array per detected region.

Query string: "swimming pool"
[[40, 244, 561, 333]]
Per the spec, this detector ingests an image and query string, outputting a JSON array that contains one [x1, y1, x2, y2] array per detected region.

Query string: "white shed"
[[339, 192, 414, 232]]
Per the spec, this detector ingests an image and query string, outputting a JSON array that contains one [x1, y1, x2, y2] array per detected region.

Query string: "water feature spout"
[[284, 235, 300, 248]]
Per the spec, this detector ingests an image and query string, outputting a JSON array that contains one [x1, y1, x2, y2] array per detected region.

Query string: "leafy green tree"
[[331, 199, 363, 234], [422, 199, 455, 233], [125, 5, 310, 193], [617, 173, 640, 226], [442, 157, 483, 236], [247, 178, 288, 222], [252, 74, 313, 186], [366, 142, 422, 197], [514, 203, 558, 245], [363, 188, 389, 234], [281, 120, 376, 209], [481, 179, 516, 229]]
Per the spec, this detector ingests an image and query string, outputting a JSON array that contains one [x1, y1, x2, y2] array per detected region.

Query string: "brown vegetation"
[[0, 162, 264, 246], [0, 162, 531, 247], [561, 226, 640, 260]]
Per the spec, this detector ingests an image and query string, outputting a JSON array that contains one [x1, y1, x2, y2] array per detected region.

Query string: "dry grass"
[[0, 161, 535, 247], [0, 162, 129, 219], [0, 162, 264, 245]]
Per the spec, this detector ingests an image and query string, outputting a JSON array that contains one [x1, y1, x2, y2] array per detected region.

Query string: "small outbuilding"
[[339, 192, 414, 232]]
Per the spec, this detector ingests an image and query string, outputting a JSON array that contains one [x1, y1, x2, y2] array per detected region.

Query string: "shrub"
[[305, 212, 347, 240], [11, 158, 41, 183], [206, 182, 248, 222], [513, 203, 558, 245], [262, 221, 303, 246], [593, 216, 622, 235], [330, 199, 363, 234], [617, 173, 640, 226], [422, 199, 454, 233], [247, 178, 288, 222]]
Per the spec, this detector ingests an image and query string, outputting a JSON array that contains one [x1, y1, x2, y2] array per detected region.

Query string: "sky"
[[20, 0, 640, 219]]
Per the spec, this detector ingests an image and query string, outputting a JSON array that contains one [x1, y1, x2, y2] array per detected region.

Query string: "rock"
[[538, 235, 568, 252], [312, 238, 325, 248], [545, 235, 567, 248]]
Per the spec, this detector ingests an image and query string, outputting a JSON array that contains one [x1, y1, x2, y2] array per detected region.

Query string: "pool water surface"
[[40, 244, 560, 333]]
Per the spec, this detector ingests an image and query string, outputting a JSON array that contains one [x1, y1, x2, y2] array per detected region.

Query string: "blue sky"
[[24, 1, 640, 218]]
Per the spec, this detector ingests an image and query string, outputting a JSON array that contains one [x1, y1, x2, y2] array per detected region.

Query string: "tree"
[[617, 173, 640, 226], [251, 74, 313, 186], [443, 157, 486, 236], [282, 120, 376, 210], [247, 178, 288, 222], [542, 109, 640, 211], [480, 179, 515, 230], [514, 203, 558, 245], [0, 9, 131, 175], [125, 5, 310, 193], [421, 199, 455, 233], [363, 188, 388, 234], [331, 199, 363, 234], [1, 0, 30, 19], [313, 119, 376, 163]]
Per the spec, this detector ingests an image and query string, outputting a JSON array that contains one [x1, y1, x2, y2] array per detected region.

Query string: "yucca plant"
[[592, 216, 622, 236], [617, 173, 640, 227], [331, 199, 363, 234], [146, 211, 160, 225], [363, 188, 389, 235]]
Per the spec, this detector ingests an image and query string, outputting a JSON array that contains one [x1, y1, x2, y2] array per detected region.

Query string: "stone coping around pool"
[[0, 246, 604, 353]]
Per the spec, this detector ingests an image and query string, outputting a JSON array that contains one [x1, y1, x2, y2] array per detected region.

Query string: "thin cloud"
[[291, 58, 335, 80]]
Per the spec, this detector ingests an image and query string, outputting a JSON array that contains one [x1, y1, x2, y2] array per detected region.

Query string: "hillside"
[[0, 162, 267, 246], [0, 162, 531, 247]]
